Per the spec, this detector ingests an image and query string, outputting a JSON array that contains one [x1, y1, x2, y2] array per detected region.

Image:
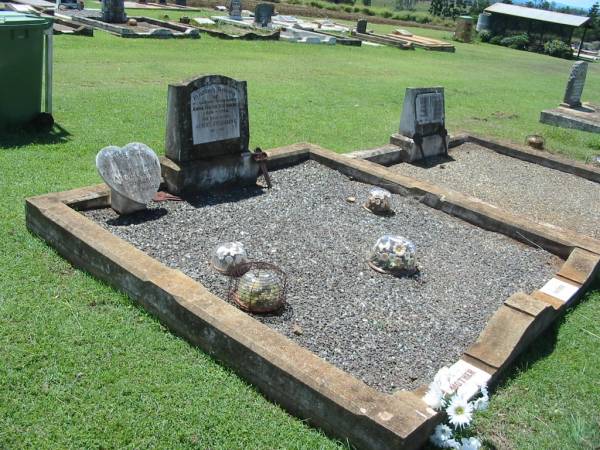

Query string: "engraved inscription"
[[449, 368, 475, 392], [191, 84, 241, 145], [416, 93, 444, 125]]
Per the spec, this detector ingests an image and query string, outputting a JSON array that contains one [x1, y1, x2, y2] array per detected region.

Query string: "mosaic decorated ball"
[[367, 235, 417, 274], [591, 155, 600, 167], [211, 242, 248, 274], [234, 269, 283, 313], [364, 188, 392, 215]]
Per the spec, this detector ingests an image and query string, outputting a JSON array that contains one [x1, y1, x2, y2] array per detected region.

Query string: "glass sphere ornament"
[[364, 188, 392, 215], [211, 242, 248, 274], [229, 262, 286, 313], [591, 154, 600, 167], [367, 235, 417, 275]]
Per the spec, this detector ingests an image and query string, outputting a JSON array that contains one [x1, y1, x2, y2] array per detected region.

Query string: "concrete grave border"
[[59, 14, 200, 38], [26, 143, 600, 450]]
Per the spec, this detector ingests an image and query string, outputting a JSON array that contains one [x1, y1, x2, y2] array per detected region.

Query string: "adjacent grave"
[[383, 139, 600, 240], [160, 74, 261, 194], [191, 16, 280, 40], [352, 20, 413, 49], [540, 61, 600, 133], [57, 0, 199, 38], [389, 87, 449, 162]]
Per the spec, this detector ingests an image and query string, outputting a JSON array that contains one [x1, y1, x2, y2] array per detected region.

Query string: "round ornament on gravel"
[[591, 154, 600, 167], [364, 188, 392, 215], [229, 262, 286, 313], [368, 235, 417, 275], [525, 134, 545, 150], [211, 241, 248, 274]]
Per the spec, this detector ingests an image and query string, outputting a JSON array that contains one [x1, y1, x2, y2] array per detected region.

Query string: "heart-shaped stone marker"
[[96, 142, 161, 215]]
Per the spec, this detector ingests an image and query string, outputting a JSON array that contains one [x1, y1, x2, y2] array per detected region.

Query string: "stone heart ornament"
[[96, 142, 162, 215]]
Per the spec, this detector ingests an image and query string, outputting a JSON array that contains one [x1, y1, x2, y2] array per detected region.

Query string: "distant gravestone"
[[102, 0, 126, 23], [96, 142, 161, 215], [229, 0, 242, 20], [392, 87, 448, 162], [400, 87, 445, 138], [254, 3, 274, 27], [562, 61, 588, 108], [165, 74, 249, 162], [356, 19, 367, 34]]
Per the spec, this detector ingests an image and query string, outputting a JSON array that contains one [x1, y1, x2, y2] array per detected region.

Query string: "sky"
[[510, 0, 594, 11], [553, 0, 595, 9]]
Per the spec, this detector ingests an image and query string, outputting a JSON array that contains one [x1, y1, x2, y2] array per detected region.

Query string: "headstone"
[[161, 74, 259, 194], [229, 0, 242, 20], [391, 87, 448, 162], [254, 3, 274, 27], [175, 0, 186, 5], [400, 87, 445, 138], [102, 0, 127, 23], [562, 61, 588, 108], [158, 0, 166, 4], [356, 19, 367, 34], [96, 142, 161, 215], [165, 74, 249, 162]]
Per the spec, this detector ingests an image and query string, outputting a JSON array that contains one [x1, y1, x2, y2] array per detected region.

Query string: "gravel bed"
[[84, 161, 558, 393], [389, 143, 600, 240]]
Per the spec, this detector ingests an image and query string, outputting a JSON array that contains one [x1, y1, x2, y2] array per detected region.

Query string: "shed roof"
[[484, 3, 590, 27]]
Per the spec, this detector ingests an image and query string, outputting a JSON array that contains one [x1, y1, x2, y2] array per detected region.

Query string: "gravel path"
[[84, 161, 558, 393], [389, 143, 600, 240]]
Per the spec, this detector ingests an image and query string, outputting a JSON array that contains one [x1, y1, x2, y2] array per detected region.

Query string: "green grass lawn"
[[1, 17, 599, 449]]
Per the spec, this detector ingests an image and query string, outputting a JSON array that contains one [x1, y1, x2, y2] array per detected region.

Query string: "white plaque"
[[539, 277, 579, 303], [416, 93, 444, 125], [447, 359, 491, 400], [191, 84, 241, 145]]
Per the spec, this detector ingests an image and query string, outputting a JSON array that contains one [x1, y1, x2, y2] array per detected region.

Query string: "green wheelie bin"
[[0, 12, 53, 128]]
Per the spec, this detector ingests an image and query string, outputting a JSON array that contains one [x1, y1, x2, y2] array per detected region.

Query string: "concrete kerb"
[[25, 143, 600, 450]]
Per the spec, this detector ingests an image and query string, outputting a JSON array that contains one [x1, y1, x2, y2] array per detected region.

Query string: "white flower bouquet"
[[423, 366, 489, 450]]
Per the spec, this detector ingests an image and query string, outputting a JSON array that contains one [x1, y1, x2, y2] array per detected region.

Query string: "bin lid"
[[0, 11, 52, 28]]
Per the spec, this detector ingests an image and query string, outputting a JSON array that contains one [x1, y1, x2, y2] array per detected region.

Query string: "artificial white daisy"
[[446, 395, 473, 428], [423, 383, 444, 410], [433, 366, 453, 394], [430, 424, 453, 447], [459, 436, 482, 450], [473, 395, 489, 411]]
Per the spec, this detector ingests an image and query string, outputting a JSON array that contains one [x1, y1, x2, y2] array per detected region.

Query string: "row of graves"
[[27, 73, 600, 449], [50, 0, 199, 37]]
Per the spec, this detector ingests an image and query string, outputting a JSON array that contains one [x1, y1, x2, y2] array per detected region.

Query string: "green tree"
[[429, 0, 445, 16], [589, 1, 599, 24]]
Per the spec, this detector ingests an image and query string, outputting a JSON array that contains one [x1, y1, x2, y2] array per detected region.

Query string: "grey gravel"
[[84, 161, 559, 393], [390, 143, 600, 240]]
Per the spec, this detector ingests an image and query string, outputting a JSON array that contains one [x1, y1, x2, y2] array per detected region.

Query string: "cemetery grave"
[[351, 19, 455, 51], [25, 74, 600, 450], [540, 61, 600, 133], [189, 16, 279, 40], [56, 0, 199, 37], [350, 87, 600, 243]]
